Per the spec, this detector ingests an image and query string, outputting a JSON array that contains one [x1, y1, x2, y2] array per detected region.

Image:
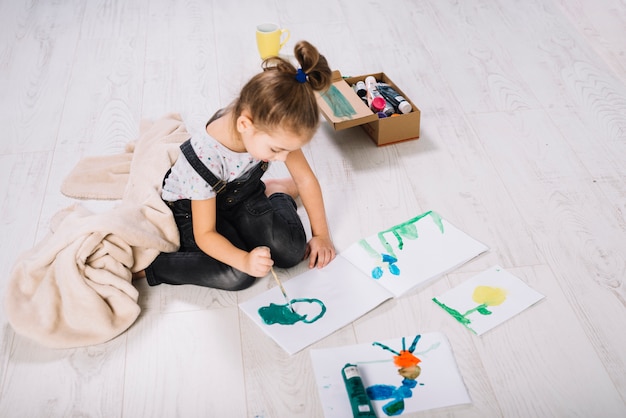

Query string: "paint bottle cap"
[[365, 75, 377, 87], [377, 112, 388, 118], [371, 96, 386, 112], [398, 101, 412, 114]]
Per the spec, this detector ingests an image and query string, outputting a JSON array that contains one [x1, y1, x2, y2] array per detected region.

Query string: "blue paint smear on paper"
[[258, 298, 326, 325]]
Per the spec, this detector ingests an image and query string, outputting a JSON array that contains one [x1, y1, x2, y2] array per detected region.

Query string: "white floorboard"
[[1, 0, 625, 417]]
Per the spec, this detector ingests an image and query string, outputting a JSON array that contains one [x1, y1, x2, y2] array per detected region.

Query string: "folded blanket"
[[60, 151, 132, 200], [5, 113, 188, 348]]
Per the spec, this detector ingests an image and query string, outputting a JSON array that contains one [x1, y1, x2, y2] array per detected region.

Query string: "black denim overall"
[[145, 139, 307, 291]]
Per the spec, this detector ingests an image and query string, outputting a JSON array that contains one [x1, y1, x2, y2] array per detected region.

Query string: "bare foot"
[[264, 178, 299, 199]]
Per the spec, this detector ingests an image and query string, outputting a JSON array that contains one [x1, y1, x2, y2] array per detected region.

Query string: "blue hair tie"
[[295, 68, 307, 83]]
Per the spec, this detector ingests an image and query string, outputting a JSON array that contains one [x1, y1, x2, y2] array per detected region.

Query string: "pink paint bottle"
[[365, 76, 394, 116]]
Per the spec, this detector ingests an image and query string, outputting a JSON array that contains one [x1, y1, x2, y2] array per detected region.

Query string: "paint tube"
[[365, 76, 394, 116], [353, 82, 369, 107], [353, 80, 367, 98], [342, 364, 377, 417], [376, 82, 412, 114]]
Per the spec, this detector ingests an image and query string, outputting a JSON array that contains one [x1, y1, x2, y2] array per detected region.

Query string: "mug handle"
[[279, 29, 290, 49]]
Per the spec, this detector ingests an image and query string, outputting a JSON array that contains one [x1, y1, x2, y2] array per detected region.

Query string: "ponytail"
[[232, 41, 332, 138]]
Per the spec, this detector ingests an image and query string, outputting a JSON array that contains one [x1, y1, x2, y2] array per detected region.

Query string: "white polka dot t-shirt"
[[161, 128, 260, 202]]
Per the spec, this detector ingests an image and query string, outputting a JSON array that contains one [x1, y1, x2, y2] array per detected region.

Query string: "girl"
[[143, 40, 336, 291]]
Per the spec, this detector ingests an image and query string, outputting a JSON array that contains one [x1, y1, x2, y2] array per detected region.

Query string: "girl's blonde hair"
[[232, 40, 332, 140]]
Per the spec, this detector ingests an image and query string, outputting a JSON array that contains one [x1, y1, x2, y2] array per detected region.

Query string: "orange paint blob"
[[393, 350, 421, 368]]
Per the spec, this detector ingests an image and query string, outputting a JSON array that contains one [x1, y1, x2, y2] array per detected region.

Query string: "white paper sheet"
[[239, 256, 392, 355], [240, 212, 489, 354], [433, 265, 545, 335], [310, 332, 471, 417], [342, 211, 488, 297]]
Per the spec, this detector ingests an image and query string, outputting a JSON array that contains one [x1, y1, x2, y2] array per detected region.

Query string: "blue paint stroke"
[[367, 379, 418, 416], [258, 298, 326, 325]]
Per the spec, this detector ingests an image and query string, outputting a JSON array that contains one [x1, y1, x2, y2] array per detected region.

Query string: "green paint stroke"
[[432, 297, 489, 334], [377, 211, 444, 258], [358, 239, 380, 258], [258, 298, 326, 325], [320, 85, 357, 118]]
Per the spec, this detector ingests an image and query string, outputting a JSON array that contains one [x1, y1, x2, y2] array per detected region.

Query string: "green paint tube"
[[342, 363, 377, 417]]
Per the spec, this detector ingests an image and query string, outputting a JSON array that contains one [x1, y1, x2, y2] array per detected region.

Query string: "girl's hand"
[[244, 246, 274, 277], [305, 235, 336, 269]]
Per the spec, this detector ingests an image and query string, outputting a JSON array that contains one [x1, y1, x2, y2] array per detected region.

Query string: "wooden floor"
[[1, 0, 625, 417]]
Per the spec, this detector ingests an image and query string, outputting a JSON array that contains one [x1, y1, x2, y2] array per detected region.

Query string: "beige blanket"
[[5, 113, 189, 348]]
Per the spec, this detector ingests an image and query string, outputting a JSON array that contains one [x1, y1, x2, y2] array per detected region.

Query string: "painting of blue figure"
[[342, 211, 489, 297], [310, 332, 471, 417], [365, 335, 426, 416]]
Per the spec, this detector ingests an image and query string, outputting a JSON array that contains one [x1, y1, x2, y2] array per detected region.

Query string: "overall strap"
[[180, 139, 228, 194]]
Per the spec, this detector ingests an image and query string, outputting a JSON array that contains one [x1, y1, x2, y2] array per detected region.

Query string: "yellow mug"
[[256, 23, 290, 59]]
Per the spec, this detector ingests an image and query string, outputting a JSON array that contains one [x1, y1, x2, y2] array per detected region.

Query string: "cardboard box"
[[316, 70, 421, 146]]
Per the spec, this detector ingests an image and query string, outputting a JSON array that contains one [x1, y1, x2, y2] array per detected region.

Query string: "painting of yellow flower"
[[432, 266, 545, 335]]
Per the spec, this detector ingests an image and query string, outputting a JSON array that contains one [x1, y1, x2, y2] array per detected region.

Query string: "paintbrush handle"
[[270, 267, 294, 312]]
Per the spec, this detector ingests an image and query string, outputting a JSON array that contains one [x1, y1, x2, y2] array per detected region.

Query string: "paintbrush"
[[270, 267, 294, 312]]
